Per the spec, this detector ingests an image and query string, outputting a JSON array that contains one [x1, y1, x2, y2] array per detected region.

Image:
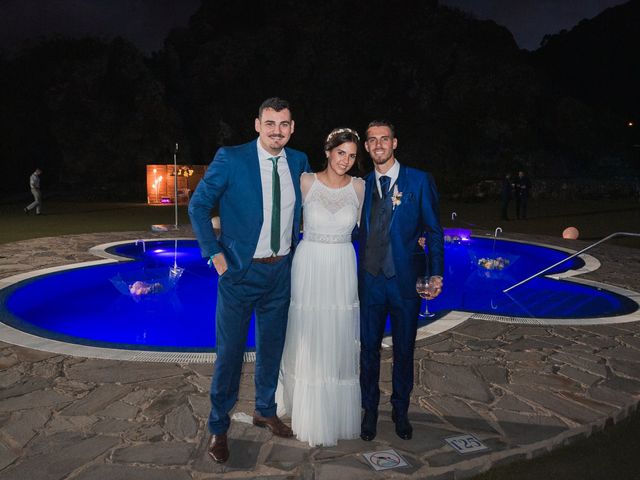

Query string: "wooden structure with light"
[[146, 164, 207, 205]]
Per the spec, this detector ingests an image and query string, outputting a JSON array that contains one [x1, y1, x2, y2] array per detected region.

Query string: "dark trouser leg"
[[253, 257, 291, 417], [387, 278, 420, 415], [360, 272, 388, 412], [208, 274, 256, 434]]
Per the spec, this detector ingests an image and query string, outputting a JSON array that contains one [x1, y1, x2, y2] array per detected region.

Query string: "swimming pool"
[[0, 238, 637, 354]]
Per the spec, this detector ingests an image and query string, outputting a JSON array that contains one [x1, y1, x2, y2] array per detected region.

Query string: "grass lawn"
[[1, 197, 639, 247]]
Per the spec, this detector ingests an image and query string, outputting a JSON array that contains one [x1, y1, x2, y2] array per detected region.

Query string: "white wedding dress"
[[277, 172, 364, 447]]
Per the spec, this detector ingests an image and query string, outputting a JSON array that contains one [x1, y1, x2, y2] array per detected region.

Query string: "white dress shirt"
[[374, 159, 400, 198], [254, 140, 295, 258]]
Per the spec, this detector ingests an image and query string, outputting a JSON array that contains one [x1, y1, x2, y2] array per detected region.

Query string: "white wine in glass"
[[416, 276, 436, 318]]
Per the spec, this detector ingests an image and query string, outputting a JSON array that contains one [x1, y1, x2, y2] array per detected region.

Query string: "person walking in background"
[[500, 173, 513, 221], [358, 120, 444, 442], [24, 168, 43, 215], [188, 98, 310, 464], [515, 170, 531, 219]]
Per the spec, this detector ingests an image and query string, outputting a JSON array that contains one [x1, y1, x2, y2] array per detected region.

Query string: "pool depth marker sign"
[[362, 449, 409, 471], [444, 434, 489, 454]]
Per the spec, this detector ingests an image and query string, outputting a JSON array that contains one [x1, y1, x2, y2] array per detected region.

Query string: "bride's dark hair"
[[322, 128, 363, 173]]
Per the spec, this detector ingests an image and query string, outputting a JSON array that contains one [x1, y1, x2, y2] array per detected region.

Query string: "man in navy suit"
[[358, 120, 444, 441], [189, 98, 310, 463]]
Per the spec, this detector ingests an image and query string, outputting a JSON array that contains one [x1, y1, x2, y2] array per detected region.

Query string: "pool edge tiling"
[[0, 235, 638, 363]]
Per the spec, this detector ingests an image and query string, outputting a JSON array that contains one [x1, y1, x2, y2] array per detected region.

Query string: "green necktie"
[[270, 156, 281, 255]]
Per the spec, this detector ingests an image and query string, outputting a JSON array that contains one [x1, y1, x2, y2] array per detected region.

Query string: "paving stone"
[[601, 375, 640, 396], [507, 385, 607, 424], [46, 415, 96, 433], [502, 351, 546, 363], [421, 338, 460, 353], [54, 379, 94, 397], [0, 377, 50, 400], [548, 352, 607, 376], [92, 418, 135, 435], [0, 355, 18, 370], [101, 401, 139, 419], [587, 385, 638, 408], [73, 464, 192, 480], [264, 444, 309, 471], [420, 362, 493, 402], [608, 358, 640, 380], [493, 409, 568, 445], [619, 335, 640, 351], [452, 321, 510, 340], [1, 409, 50, 447], [509, 371, 580, 390], [530, 335, 576, 348], [576, 336, 619, 350], [188, 394, 210, 418], [493, 394, 536, 413], [142, 391, 187, 419], [191, 435, 263, 473], [502, 338, 553, 352], [1, 433, 119, 480], [124, 424, 164, 442], [477, 365, 509, 385], [31, 360, 63, 379], [379, 404, 444, 425], [0, 369, 22, 389], [112, 442, 194, 465], [186, 373, 211, 392], [0, 389, 73, 412], [312, 438, 377, 461], [121, 389, 156, 406], [558, 365, 602, 386], [0, 442, 18, 470], [12, 347, 59, 363], [419, 396, 497, 434], [164, 404, 198, 439], [466, 339, 508, 351], [315, 454, 376, 480], [65, 360, 185, 384], [62, 384, 131, 416], [137, 376, 193, 392]]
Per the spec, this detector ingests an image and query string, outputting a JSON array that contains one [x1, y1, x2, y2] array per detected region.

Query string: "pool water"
[[0, 239, 637, 351]]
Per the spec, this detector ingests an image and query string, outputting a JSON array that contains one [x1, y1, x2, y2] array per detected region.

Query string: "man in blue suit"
[[358, 120, 444, 441], [189, 98, 310, 463]]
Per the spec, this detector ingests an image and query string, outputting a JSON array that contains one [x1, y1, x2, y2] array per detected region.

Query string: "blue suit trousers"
[[208, 256, 291, 434], [360, 271, 421, 414]]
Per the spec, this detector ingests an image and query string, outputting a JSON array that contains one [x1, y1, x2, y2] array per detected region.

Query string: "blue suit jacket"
[[188, 139, 310, 283], [358, 164, 444, 298]]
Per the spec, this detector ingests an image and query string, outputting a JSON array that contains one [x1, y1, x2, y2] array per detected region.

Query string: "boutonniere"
[[391, 185, 403, 209]]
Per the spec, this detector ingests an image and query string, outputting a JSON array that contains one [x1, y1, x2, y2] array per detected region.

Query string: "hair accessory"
[[325, 128, 360, 143]]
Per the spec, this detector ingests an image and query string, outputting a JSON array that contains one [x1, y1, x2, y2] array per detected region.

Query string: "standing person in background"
[[24, 168, 43, 215], [515, 170, 532, 219], [188, 97, 310, 464], [500, 173, 513, 221]]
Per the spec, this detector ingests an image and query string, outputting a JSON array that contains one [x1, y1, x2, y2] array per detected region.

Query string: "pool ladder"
[[503, 231, 640, 293]]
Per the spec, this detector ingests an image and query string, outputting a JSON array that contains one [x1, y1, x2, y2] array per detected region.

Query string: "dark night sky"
[[0, 0, 631, 53]]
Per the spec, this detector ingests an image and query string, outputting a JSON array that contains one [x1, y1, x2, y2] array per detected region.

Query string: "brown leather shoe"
[[252, 411, 293, 437], [207, 433, 229, 463]]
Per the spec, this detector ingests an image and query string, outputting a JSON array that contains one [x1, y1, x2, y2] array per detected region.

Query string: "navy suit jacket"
[[188, 139, 310, 283], [358, 164, 444, 298]]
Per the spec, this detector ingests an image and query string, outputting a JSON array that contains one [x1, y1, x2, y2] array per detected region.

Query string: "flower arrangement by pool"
[[477, 256, 510, 270]]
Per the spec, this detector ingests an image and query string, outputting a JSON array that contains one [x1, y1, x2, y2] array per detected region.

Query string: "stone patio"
[[0, 230, 639, 479]]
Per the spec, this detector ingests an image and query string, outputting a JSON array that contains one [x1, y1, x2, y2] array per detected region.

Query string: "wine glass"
[[416, 276, 436, 318]]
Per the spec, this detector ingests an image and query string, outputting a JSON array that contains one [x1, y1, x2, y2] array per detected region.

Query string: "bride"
[[277, 127, 364, 447]]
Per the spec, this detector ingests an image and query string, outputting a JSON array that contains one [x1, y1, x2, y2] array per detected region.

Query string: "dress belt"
[[252, 255, 287, 264]]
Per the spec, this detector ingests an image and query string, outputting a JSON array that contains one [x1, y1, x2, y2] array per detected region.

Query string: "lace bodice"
[[301, 173, 364, 243]]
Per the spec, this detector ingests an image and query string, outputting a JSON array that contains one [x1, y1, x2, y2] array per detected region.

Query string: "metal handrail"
[[503, 232, 640, 293]]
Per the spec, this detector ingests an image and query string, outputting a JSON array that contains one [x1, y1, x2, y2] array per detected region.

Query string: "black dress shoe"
[[391, 409, 413, 440], [207, 433, 229, 463], [360, 410, 378, 441]]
